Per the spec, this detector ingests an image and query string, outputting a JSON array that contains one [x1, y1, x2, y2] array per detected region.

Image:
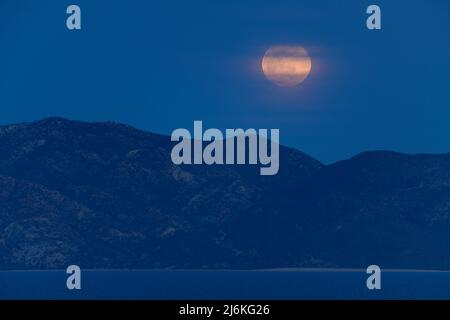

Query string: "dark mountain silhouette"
[[0, 118, 449, 270]]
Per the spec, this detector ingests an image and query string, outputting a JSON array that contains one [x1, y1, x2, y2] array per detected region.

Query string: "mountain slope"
[[0, 118, 323, 269], [1, 118, 450, 269], [294, 151, 450, 269]]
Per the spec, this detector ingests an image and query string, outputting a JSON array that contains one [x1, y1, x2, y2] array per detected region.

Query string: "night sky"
[[0, 0, 449, 163]]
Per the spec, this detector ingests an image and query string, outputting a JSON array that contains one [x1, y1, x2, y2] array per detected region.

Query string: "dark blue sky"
[[0, 0, 449, 163]]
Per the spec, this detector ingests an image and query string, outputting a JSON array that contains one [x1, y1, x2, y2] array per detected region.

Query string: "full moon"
[[261, 46, 312, 87]]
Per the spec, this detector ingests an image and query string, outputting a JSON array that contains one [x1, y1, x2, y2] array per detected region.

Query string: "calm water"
[[0, 270, 449, 300]]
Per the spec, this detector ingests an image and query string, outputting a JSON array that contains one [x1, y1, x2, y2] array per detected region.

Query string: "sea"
[[0, 269, 449, 300]]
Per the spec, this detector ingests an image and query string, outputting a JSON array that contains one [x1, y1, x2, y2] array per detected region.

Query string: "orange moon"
[[261, 46, 312, 87]]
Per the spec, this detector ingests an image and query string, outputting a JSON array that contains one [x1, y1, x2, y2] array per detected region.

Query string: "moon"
[[261, 46, 312, 87]]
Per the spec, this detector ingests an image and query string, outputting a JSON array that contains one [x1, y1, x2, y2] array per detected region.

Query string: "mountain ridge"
[[5, 117, 450, 164]]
